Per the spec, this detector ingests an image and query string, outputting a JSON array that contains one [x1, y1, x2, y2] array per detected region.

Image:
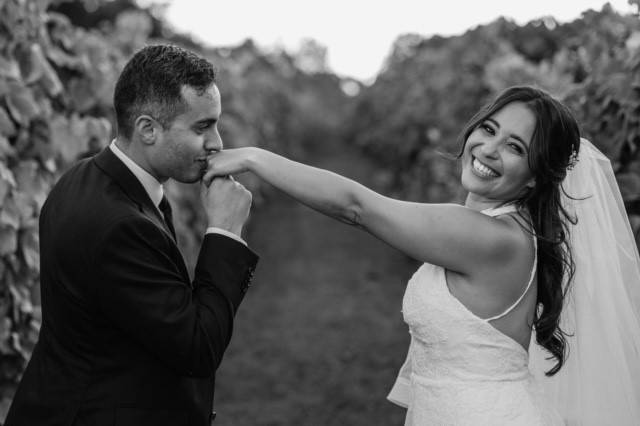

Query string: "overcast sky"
[[162, 1, 635, 82]]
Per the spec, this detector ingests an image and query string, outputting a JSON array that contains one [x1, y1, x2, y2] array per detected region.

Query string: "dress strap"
[[479, 203, 537, 322], [481, 203, 518, 217], [485, 232, 537, 322]]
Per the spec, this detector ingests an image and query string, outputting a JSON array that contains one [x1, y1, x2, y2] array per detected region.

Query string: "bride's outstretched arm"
[[204, 147, 526, 274], [205, 147, 366, 226]]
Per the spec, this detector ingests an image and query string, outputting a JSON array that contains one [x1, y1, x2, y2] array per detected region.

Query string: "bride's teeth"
[[473, 158, 499, 177]]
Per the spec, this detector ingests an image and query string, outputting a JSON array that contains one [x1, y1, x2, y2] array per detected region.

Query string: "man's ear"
[[133, 115, 159, 145]]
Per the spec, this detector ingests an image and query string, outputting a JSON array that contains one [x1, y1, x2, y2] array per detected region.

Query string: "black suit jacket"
[[4, 148, 258, 426]]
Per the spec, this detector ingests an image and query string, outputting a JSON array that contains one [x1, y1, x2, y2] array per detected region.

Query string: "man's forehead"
[[180, 83, 219, 100], [172, 83, 221, 124]]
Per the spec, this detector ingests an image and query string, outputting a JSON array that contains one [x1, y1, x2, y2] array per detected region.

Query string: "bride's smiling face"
[[460, 101, 536, 208]]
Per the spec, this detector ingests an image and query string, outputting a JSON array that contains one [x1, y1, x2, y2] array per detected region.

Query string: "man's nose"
[[204, 130, 223, 153]]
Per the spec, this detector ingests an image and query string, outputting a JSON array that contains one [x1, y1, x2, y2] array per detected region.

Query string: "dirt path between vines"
[[213, 143, 417, 426]]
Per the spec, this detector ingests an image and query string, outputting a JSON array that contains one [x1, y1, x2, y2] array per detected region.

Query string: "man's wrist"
[[205, 226, 246, 245], [205, 220, 243, 235]]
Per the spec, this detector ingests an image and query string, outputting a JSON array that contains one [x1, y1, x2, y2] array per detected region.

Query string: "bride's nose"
[[477, 140, 500, 160]]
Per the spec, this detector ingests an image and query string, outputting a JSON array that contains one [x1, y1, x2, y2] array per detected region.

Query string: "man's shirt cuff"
[[205, 227, 247, 246]]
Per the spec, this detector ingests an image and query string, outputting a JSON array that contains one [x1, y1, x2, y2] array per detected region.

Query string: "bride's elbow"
[[338, 198, 364, 228]]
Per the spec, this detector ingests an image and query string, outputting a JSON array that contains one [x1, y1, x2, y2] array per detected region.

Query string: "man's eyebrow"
[[194, 118, 217, 126], [486, 117, 529, 149]]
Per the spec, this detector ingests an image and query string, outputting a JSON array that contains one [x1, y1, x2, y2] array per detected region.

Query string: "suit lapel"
[[93, 148, 179, 247], [92, 148, 191, 282]]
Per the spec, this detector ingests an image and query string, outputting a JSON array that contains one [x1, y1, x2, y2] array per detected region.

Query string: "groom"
[[4, 45, 258, 426]]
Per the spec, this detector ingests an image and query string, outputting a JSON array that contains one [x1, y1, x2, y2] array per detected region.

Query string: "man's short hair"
[[114, 45, 216, 138]]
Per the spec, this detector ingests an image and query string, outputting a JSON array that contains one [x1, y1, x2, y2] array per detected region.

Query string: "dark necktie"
[[158, 195, 177, 241]]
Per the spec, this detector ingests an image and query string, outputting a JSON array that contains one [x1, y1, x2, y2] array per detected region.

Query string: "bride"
[[204, 86, 640, 425]]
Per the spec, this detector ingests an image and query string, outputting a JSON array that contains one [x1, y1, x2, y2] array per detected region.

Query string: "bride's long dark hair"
[[458, 86, 581, 376]]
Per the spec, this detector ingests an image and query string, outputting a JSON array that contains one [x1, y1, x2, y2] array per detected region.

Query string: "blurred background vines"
[[0, 0, 638, 423]]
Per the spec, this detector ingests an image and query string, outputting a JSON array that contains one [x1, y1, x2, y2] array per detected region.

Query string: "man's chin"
[[174, 173, 202, 185]]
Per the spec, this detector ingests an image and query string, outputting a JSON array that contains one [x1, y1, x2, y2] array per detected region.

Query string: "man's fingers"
[[201, 171, 235, 188], [202, 169, 216, 187]]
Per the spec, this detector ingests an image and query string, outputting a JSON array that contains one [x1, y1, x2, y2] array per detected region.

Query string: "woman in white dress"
[[204, 86, 640, 425]]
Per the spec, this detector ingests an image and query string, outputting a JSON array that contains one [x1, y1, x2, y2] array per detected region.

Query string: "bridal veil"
[[528, 138, 640, 425]]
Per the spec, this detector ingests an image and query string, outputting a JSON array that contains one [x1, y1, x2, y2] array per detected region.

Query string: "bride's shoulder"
[[480, 207, 536, 266]]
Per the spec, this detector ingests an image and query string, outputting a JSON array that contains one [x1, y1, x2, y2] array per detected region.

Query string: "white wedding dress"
[[388, 205, 564, 426]]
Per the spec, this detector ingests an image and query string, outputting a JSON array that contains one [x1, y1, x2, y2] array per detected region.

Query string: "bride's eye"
[[480, 123, 495, 135], [508, 142, 524, 154]]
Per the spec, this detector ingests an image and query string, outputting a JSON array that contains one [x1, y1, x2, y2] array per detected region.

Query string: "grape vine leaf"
[[0, 193, 20, 229], [0, 106, 17, 137], [0, 161, 16, 205], [13, 160, 50, 210], [49, 115, 87, 163], [19, 226, 39, 273], [0, 226, 17, 256], [24, 44, 63, 97], [0, 135, 15, 160], [5, 82, 40, 126], [0, 56, 20, 80]]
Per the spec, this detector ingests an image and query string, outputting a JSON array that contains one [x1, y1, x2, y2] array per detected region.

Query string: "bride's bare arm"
[[205, 147, 525, 274]]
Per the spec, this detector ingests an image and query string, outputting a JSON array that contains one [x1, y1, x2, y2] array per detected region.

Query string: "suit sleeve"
[[92, 215, 258, 378]]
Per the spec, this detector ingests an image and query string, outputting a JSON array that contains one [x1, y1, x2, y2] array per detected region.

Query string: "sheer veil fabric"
[[528, 139, 640, 425]]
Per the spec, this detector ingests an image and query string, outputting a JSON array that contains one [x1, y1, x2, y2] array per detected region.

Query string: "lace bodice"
[[403, 262, 531, 382], [388, 205, 563, 426]]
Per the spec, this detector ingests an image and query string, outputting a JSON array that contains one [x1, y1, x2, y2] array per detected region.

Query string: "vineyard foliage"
[[0, 0, 638, 419], [0, 0, 351, 414], [346, 4, 640, 233]]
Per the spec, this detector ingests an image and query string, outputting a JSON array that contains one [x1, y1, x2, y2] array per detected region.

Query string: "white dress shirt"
[[109, 140, 246, 245]]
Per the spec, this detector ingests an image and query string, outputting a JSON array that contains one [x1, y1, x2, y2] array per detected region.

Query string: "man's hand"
[[201, 176, 252, 237]]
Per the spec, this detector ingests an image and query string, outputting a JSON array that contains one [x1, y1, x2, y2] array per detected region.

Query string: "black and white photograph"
[[0, 0, 639, 425]]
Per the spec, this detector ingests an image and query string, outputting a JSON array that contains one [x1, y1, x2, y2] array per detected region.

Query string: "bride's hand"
[[202, 148, 255, 186]]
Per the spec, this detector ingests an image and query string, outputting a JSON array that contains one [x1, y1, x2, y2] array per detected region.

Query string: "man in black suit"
[[4, 45, 258, 426]]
